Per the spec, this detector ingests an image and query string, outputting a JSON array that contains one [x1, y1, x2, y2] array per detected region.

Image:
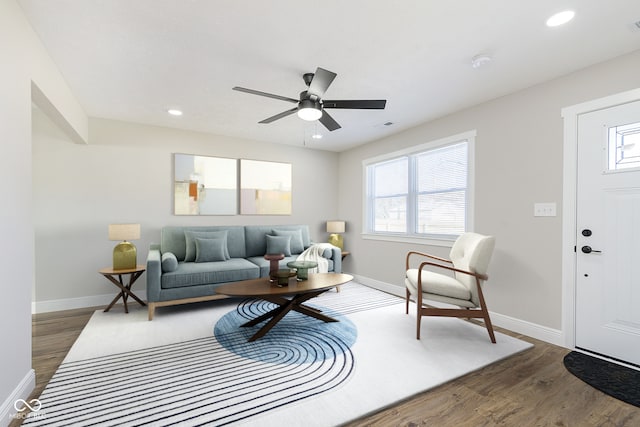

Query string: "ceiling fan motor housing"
[[298, 98, 321, 111], [302, 72, 315, 87]]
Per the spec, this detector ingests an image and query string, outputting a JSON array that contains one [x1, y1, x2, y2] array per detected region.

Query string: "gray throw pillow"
[[266, 234, 291, 256], [184, 230, 230, 262], [195, 238, 227, 262], [272, 229, 304, 254], [161, 252, 178, 272]]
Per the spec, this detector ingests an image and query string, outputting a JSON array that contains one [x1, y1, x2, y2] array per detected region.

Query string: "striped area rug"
[[23, 283, 402, 426]]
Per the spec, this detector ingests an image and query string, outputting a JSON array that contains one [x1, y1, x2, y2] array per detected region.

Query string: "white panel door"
[[576, 100, 640, 366]]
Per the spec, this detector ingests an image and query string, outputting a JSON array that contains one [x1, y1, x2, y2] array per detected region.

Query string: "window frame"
[[362, 130, 476, 247]]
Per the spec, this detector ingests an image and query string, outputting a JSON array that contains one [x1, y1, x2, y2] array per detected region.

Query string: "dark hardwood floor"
[[10, 306, 640, 426]]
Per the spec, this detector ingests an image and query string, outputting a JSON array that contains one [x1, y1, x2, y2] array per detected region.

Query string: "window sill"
[[361, 233, 455, 248]]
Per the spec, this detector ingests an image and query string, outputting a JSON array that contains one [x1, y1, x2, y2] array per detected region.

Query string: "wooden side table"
[[99, 265, 146, 313], [341, 251, 350, 261]]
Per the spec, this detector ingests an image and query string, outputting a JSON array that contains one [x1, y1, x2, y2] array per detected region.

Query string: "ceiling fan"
[[233, 67, 386, 131]]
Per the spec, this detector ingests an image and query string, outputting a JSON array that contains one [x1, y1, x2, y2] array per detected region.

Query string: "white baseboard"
[[0, 369, 35, 427], [489, 311, 563, 346], [32, 291, 148, 314], [353, 274, 564, 347]]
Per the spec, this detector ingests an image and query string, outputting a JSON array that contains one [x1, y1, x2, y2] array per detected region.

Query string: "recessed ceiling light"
[[167, 109, 183, 116], [471, 54, 492, 69], [311, 134, 323, 139], [546, 10, 575, 27]]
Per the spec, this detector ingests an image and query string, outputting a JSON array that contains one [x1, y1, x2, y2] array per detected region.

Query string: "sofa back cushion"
[[244, 225, 311, 257], [161, 226, 246, 261]]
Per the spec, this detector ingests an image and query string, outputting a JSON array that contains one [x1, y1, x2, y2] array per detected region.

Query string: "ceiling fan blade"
[[259, 107, 298, 124], [319, 110, 341, 131], [323, 99, 387, 109], [233, 86, 298, 104], [308, 67, 337, 97]]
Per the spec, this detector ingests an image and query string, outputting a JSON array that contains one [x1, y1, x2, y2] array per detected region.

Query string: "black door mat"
[[563, 351, 640, 408]]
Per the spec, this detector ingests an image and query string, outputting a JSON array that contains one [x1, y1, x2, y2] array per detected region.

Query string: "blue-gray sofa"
[[146, 224, 342, 320]]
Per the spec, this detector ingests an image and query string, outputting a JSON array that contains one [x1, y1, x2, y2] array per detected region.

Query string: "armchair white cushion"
[[405, 232, 496, 342]]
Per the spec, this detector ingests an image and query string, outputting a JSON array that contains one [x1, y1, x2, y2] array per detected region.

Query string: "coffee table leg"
[[242, 290, 338, 341], [241, 305, 285, 327], [248, 299, 297, 342], [293, 305, 338, 323]]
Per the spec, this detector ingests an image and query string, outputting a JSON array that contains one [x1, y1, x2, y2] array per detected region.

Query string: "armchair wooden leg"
[[482, 308, 496, 343], [476, 278, 496, 343], [405, 288, 410, 314]]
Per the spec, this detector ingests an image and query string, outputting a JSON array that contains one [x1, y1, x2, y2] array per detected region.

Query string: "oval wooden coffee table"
[[215, 273, 353, 342]]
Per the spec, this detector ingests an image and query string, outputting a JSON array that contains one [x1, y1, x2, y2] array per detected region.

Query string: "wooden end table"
[[216, 273, 353, 342], [99, 265, 146, 313]]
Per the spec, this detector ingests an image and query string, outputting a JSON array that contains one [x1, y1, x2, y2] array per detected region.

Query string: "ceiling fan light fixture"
[[297, 99, 322, 121]]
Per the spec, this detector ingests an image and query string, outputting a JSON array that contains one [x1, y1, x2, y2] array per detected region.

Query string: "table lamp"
[[109, 223, 140, 270], [326, 220, 345, 250]]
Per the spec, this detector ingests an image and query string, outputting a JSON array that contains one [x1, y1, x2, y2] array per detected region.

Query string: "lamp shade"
[[326, 221, 345, 234], [108, 224, 140, 241]]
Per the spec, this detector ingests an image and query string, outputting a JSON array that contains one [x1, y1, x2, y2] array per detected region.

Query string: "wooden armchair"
[[404, 232, 496, 342]]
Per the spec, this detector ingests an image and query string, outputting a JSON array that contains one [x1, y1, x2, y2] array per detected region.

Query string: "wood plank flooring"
[[11, 307, 640, 426]]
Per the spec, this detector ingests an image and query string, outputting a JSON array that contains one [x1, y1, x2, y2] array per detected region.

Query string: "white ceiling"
[[19, 0, 640, 151]]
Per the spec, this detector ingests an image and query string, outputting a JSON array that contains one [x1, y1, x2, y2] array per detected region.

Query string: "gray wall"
[[32, 116, 339, 306], [338, 49, 640, 331], [1, 1, 88, 424]]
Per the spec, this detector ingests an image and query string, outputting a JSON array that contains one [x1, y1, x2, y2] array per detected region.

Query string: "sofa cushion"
[[161, 259, 260, 289], [161, 252, 178, 272], [161, 226, 246, 260], [266, 234, 291, 256], [195, 238, 227, 263], [272, 229, 304, 254], [184, 230, 229, 262], [244, 225, 311, 257]]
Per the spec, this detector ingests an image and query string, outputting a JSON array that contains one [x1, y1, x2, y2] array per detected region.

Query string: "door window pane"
[[608, 122, 640, 171]]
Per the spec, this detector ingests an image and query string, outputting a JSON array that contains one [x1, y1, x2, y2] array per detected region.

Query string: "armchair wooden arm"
[[405, 250, 452, 270]]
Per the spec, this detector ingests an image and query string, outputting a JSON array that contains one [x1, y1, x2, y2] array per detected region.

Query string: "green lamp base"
[[113, 241, 137, 270], [328, 233, 344, 250]]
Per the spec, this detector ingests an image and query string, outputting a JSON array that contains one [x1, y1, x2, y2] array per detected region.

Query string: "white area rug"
[[25, 283, 532, 426]]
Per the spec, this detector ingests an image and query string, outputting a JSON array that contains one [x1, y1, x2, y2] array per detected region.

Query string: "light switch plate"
[[534, 202, 556, 217]]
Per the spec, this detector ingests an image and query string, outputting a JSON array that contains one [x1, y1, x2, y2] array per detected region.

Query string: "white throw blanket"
[[296, 243, 337, 273]]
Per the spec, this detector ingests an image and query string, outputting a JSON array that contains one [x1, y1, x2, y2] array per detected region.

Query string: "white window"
[[363, 131, 475, 243]]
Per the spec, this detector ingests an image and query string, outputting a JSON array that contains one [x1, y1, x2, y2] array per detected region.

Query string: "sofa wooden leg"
[[148, 303, 155, 321]]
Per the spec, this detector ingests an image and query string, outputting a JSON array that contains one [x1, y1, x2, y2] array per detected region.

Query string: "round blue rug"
[[214, 299, 357, 364]]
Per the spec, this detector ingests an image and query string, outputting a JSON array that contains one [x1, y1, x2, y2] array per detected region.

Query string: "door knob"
[[581, 229, 592, 237], [581, 245, 602, 254]]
